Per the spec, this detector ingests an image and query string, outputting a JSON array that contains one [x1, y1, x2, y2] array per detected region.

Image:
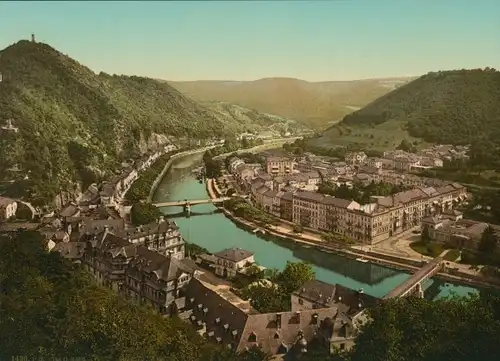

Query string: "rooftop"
[[214, 247, 254, 263]]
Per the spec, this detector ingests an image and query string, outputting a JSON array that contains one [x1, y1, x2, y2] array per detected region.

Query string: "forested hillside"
[[315, 69, 500, 157], [0, 40, 290, 206], [170, 77, 413, 130]]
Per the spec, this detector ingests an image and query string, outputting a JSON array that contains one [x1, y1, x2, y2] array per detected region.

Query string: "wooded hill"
[[314, 69, 500, 157], [0, 40, 294, 206]]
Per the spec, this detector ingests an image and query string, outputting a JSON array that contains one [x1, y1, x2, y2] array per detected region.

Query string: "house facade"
[[213, 247, 255, 278], [266, 157, 294, 177], [0, 197, 18, 221]]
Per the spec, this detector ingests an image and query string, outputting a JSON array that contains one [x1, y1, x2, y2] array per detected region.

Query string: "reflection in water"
[[295, 245, 400, 286], [169, 210, 223, 218]]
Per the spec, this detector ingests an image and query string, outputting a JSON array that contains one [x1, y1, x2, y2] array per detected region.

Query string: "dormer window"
[[274, 332, 280, 339], [231, 330, 238, 337], [207, 331, 215, 337], [197, 304, 203, 310], [190, 315, 196, 321], [197, 320, 203, 327], [215, 318, 221, 324], [223, 324, 229, 330], [248, 332, 257, 342], [312, 313, 319, 324], [216, 337, 222, 344], [203, 307, 208, 314], [190, 298, 195, 304]]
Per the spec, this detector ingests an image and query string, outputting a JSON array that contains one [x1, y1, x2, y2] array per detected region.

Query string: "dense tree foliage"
[[125, 153, 173, 203], [223, 197, 278, 226], [0, 230, 269, 361], [348, 295, 500, 361], [242, 262, 314, 313], [0, 40, 271, 205], [318, 180, 410, 204], [185, 242, 210, 258], [130, 202, 163, 226]]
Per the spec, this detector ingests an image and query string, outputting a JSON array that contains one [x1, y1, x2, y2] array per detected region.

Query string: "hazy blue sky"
[[1, 1, 499, 81]]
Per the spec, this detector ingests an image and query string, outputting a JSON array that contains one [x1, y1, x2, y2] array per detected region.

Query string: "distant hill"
[[312, 69, 500, 152], [0, 40, 296, 206], [169, 77, 415, 130]]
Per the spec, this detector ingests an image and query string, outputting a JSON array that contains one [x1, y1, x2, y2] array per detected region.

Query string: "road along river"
[[153, 152, 479, 299]]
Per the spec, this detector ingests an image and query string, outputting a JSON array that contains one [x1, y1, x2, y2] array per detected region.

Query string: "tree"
[[241, 136, 250, 149], [479, 226, 498, 255], [243, 285, 287, 313], [130, 202, 163, 226], [278, 261, 315, 294], [421, 225, 431, 243], [349, 295, 500, 361], [396, 139, 413, 152]]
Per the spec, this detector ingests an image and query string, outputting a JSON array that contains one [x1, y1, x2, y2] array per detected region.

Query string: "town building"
[[182, 275, 371, 357], [213, 247, 255, 278], [266, 156, 294, 177], [0, 197, 17, 221], [421, 211, 497, 250], [291, 280, 378, 312], [345, 152, 367, 165], [80, 224, 195, 314]]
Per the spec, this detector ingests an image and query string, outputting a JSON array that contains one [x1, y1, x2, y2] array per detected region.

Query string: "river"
[[152, 152, 478, 299]]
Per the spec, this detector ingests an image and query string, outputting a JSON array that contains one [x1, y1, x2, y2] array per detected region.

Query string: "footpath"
[[206, 178, 500, 291]]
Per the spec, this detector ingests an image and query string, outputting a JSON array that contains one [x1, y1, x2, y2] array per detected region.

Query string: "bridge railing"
[[383, 257, 444, 299]]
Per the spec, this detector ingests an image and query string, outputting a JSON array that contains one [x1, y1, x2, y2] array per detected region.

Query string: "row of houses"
[[345, 146, 468, 174], [248, 178, 466, 244]]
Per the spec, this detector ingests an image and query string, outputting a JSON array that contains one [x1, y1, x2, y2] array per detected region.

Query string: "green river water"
[[152, 153, 478, 299]]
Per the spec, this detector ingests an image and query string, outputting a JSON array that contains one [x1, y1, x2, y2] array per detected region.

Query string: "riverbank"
[[206, 177, 500, 292], [147, 146, 217, 201]]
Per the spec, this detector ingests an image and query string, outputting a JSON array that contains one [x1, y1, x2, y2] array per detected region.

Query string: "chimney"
[[104, 225, 109, 233], [295, 311, 301, 322], [276, 313, 282, 329]]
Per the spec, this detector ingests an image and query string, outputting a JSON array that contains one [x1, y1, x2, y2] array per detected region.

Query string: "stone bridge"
[[153, 197, 230, 208], [383, 256, 445, 299]]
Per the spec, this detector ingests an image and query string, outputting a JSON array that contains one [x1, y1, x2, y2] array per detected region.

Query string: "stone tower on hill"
[[31, 33, 36, 43]]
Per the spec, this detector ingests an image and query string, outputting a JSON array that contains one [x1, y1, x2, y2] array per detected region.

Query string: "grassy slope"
[[169, 77, 415, 130], [313, 69, 500, 150]]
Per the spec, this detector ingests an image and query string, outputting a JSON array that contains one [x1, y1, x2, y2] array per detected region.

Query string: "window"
[[298, 298, 304, 305]]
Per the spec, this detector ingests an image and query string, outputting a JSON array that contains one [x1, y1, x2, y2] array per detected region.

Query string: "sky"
[[1, 0, 499, 82]]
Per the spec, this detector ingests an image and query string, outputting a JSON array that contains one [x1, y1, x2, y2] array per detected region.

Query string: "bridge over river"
[[153, 197, 230, 208], [383, 255, 446, 299]]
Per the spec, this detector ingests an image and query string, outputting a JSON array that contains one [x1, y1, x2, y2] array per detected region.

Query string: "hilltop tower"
[[31, 33, 36, 43]]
